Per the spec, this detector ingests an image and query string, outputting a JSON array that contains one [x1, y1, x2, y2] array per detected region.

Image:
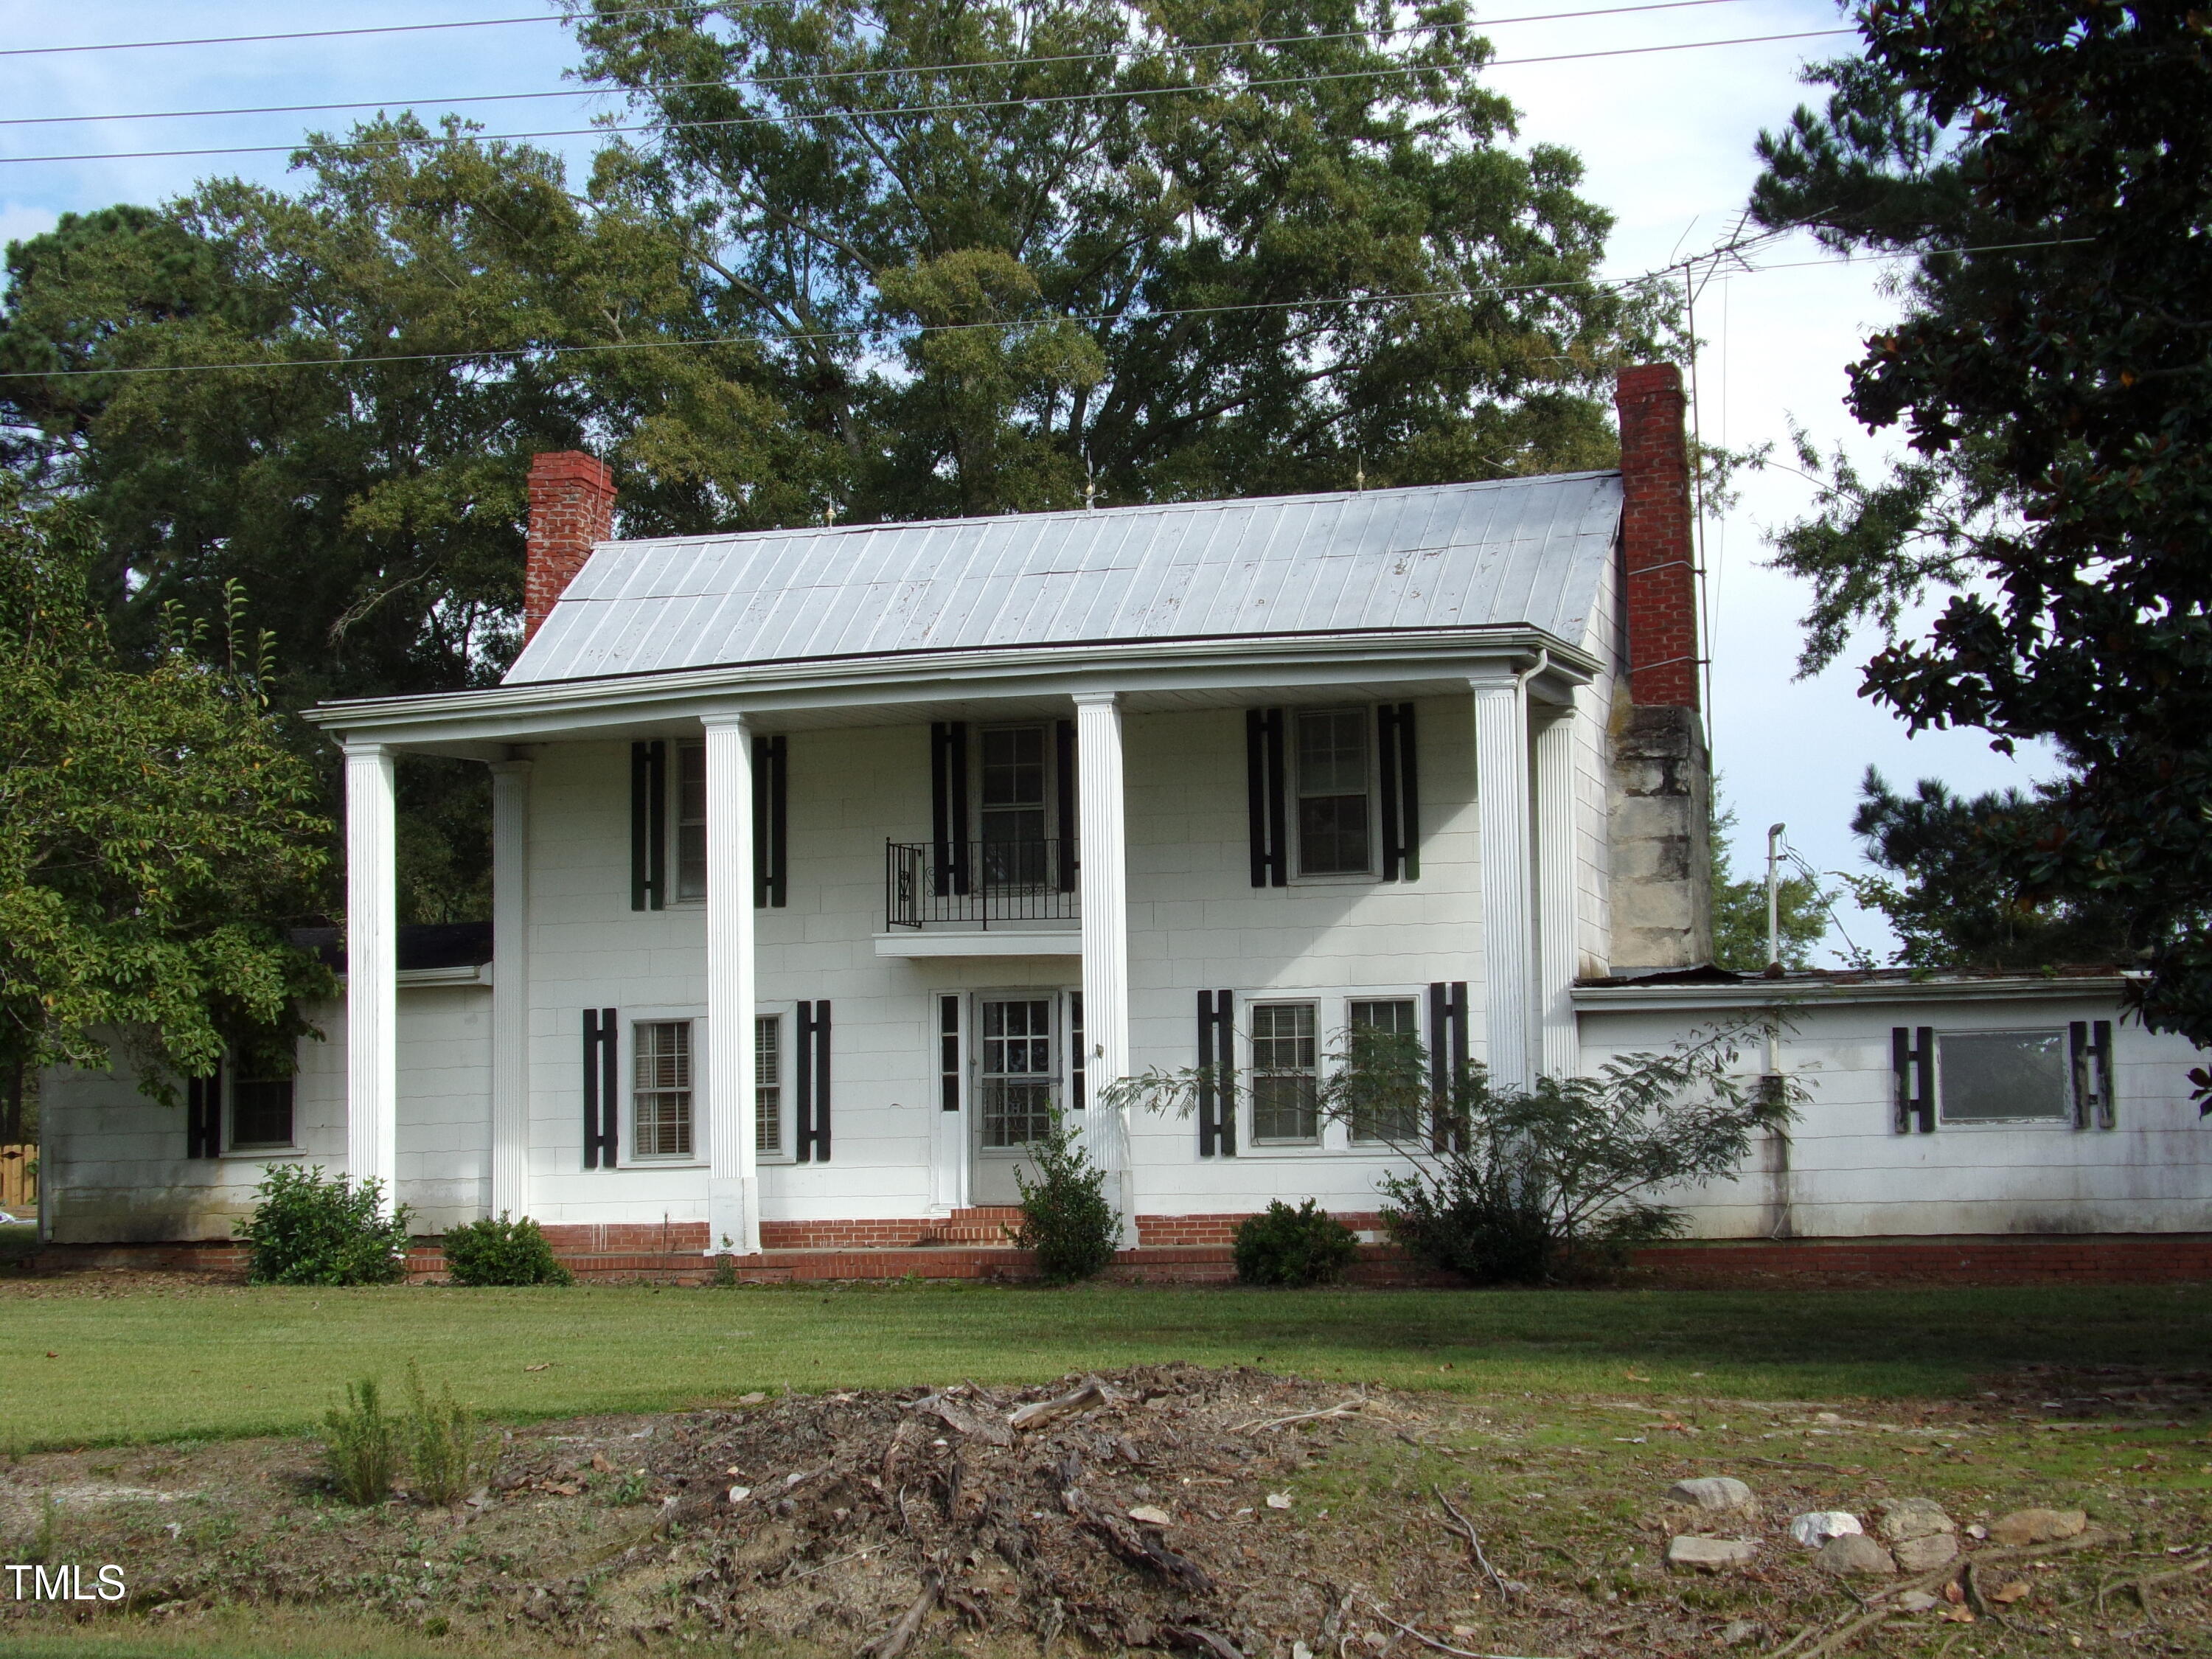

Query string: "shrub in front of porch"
[[441, 1214, 573, 1287], [1010, 1114, 1120, 1283], [236, 1164, 411, 1286], [1232, 1199, 1360, 1287]]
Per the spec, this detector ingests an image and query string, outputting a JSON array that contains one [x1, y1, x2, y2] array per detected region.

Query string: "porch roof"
[[507, 471, 1622, 687]]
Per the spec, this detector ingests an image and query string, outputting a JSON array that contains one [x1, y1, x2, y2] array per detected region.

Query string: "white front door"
[[970, 995, 1061, 1206]]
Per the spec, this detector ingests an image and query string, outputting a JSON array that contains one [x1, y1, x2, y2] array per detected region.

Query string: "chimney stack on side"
[[523, 451, 616, 644], [1607, 364, 1715, 973]]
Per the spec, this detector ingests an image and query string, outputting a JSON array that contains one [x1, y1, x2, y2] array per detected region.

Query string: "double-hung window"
[[978, 724, 1051, 887], [754, 1013, 784, 1156], [1251, 1002, 1321, 1144], [1295, 709, 1373, 875], [1346, 998, 1421, 1144], [633, 1020, 695, 1159]]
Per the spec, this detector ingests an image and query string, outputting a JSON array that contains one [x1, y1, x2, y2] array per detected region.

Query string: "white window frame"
[[754, 1004, 794, 1164], [1935, 1026, 2073, 1127], [1245, 999, 1324, 1148], [625, 1005, 709, 1166], [1288, 706, 1380, 883], [218, 1050, 304, 1158], [971, 722, 1066, 885], [672, 740, 709, 906]]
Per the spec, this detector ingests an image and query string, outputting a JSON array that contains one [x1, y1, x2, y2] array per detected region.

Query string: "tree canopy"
[[0, 478, 333, 1099], [1748, 0, 2212, 1059], [1, 0, 1674, 921]]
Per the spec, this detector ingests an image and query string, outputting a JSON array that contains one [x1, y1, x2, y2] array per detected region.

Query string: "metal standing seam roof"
[[505, 470, 1624, 686]]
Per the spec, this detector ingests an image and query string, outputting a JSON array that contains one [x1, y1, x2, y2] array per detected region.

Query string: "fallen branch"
[[1161, 1624, 1246, 1659], [862, 1570, 942, 1659], [1062, 1482, 1215, 1594], [1233, 1396, 1369, 1434], [1011, 1379, 1107, 1432], [1363, 1599, 1561, 1659], [1434, 1489, 1512, 1602]]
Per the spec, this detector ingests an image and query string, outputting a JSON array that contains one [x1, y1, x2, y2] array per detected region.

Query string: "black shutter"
[[939, 995, 962, 1113], [931, 723, 971, 897], [1891, 1026, 1935, 1133], [186, 1070, 220, 1160], [630, 741, 667, 911], [1378, 702, 1421, 880], [796, 1001, 832, 1163], [754, 734, 787, 908], [583, 1008, 619, 1167], [1427, 982, 1469, 1149], [1055, 717, 1077, 892], [2070, 1020, 2115, 1130], [1197, 989, 1235, 1157], [1245, 708, 1287, 886]]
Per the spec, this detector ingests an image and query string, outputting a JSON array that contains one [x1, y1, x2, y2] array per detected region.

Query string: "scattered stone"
[[1895, 1590, 1941, 1613], [1990, 1579, 2032, 1604], [1668, 1476, 1756, 1512], [725, 1485, 751, 1504], [1266, 1492, 1293, 1511], [1666, 1535, 1759, 1571], [1990, 1508, 2087, 1546], [1966, 1523, 1989, 1540], [1789, 1510, 1863, 1547], [1879, 1497, 1955, 1542], [1127, 1505, 1173, 1526], [1718, 1618, 1761, 1646], [1814, 1534, 1896, 1576], [1893, 1533, 1960, 1572]]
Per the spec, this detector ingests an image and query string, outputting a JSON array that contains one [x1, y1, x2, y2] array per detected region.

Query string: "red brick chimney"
[[524, 451, 616, 643], [1615, 364, 1699, 709]]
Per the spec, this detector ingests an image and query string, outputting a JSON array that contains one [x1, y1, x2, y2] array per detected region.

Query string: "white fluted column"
[[1471, 675, 1535, 1094], [344, 741, 399, 1214], [489, 757, 533, 1220], [1534, 709, 1581, 1082], [1074, 692, 1135, 1243], [703, 714, 759, 1255]]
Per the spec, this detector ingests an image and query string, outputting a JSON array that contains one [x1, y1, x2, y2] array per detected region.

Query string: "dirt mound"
[[495, 1365, 1385, 1655]]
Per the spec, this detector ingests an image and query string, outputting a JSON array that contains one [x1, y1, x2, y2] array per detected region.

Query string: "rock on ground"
[[1877, 1497, 1955, 1542], [1667, 1476, 1755, 1512], [1666, 1535, 1759, 1571], [1814, 1534, 1897, 1576], [1891, 1532, 1959, 1572], [1788, 1510, 1862, 1547], [1991, 1508, 2088, 1545]]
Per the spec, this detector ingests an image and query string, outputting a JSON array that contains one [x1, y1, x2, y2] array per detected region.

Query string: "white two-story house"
[[37, 366, 2212, 1267]]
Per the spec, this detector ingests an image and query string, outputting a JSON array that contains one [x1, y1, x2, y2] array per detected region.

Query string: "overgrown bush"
[[323, 1378, 400, 1504], [1361, 1025, 1798, 1284], [1110, 1020, 1798, 1286], [441, 1213, 571, 1287], [404, 1361, 493, 1505], [236, 1164, 411, 1286], [1010, 1113, 1121, 1283], [1232, 1199, 1360, 1287]]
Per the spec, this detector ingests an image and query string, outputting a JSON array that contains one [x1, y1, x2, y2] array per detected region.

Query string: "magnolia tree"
[[1106, 1022, 1798, 1284]]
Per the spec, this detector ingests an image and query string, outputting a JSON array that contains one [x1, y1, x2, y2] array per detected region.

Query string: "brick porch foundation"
[[24, 1228, 2212, 1287]]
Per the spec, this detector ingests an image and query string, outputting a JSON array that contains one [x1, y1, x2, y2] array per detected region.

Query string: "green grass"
[[5, 1279, 2209, 1450]]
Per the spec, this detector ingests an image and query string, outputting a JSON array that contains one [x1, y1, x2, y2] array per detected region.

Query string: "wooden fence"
[[0, 1144, 35, 1213]]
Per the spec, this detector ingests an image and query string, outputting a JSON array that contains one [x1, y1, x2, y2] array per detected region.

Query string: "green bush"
[[1231, 1199, 1360, 1287], [440, 1213, 572, 1287], [322, 1378, 400, 1505], [403, 1362, 493, 1505], [235, 1164, 411, 1286], [1011, 1113, 1121, 1284]]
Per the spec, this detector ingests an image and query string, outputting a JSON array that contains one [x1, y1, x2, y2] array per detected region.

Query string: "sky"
[[0, 0, 2059, 961]]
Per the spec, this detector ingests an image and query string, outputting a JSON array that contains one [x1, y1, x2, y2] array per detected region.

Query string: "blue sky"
[[0, 0, 2056, 960]]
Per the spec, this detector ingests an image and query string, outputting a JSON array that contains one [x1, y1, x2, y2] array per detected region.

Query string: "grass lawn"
[[4, 1276, 2210, 1450]]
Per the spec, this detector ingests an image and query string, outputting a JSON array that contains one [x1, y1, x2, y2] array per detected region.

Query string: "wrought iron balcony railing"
[[886, 839, 1078, 928]]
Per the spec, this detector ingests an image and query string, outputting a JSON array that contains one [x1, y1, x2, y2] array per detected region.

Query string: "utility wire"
[[0, 1, 683, 58], [0, 0, 1767, 128], [0, 234, 2090, 387], [0, 29, 1857, 166]]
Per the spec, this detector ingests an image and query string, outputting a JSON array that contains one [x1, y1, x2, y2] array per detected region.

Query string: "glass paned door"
[[978, 997, 1057, 1149]]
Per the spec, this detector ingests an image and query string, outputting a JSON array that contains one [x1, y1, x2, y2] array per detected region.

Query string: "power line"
[[0, 29, 1857, 167], [0, 2, 663, 59], [0, 0, 1767, 128], [0, 234, 2092, 388]]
